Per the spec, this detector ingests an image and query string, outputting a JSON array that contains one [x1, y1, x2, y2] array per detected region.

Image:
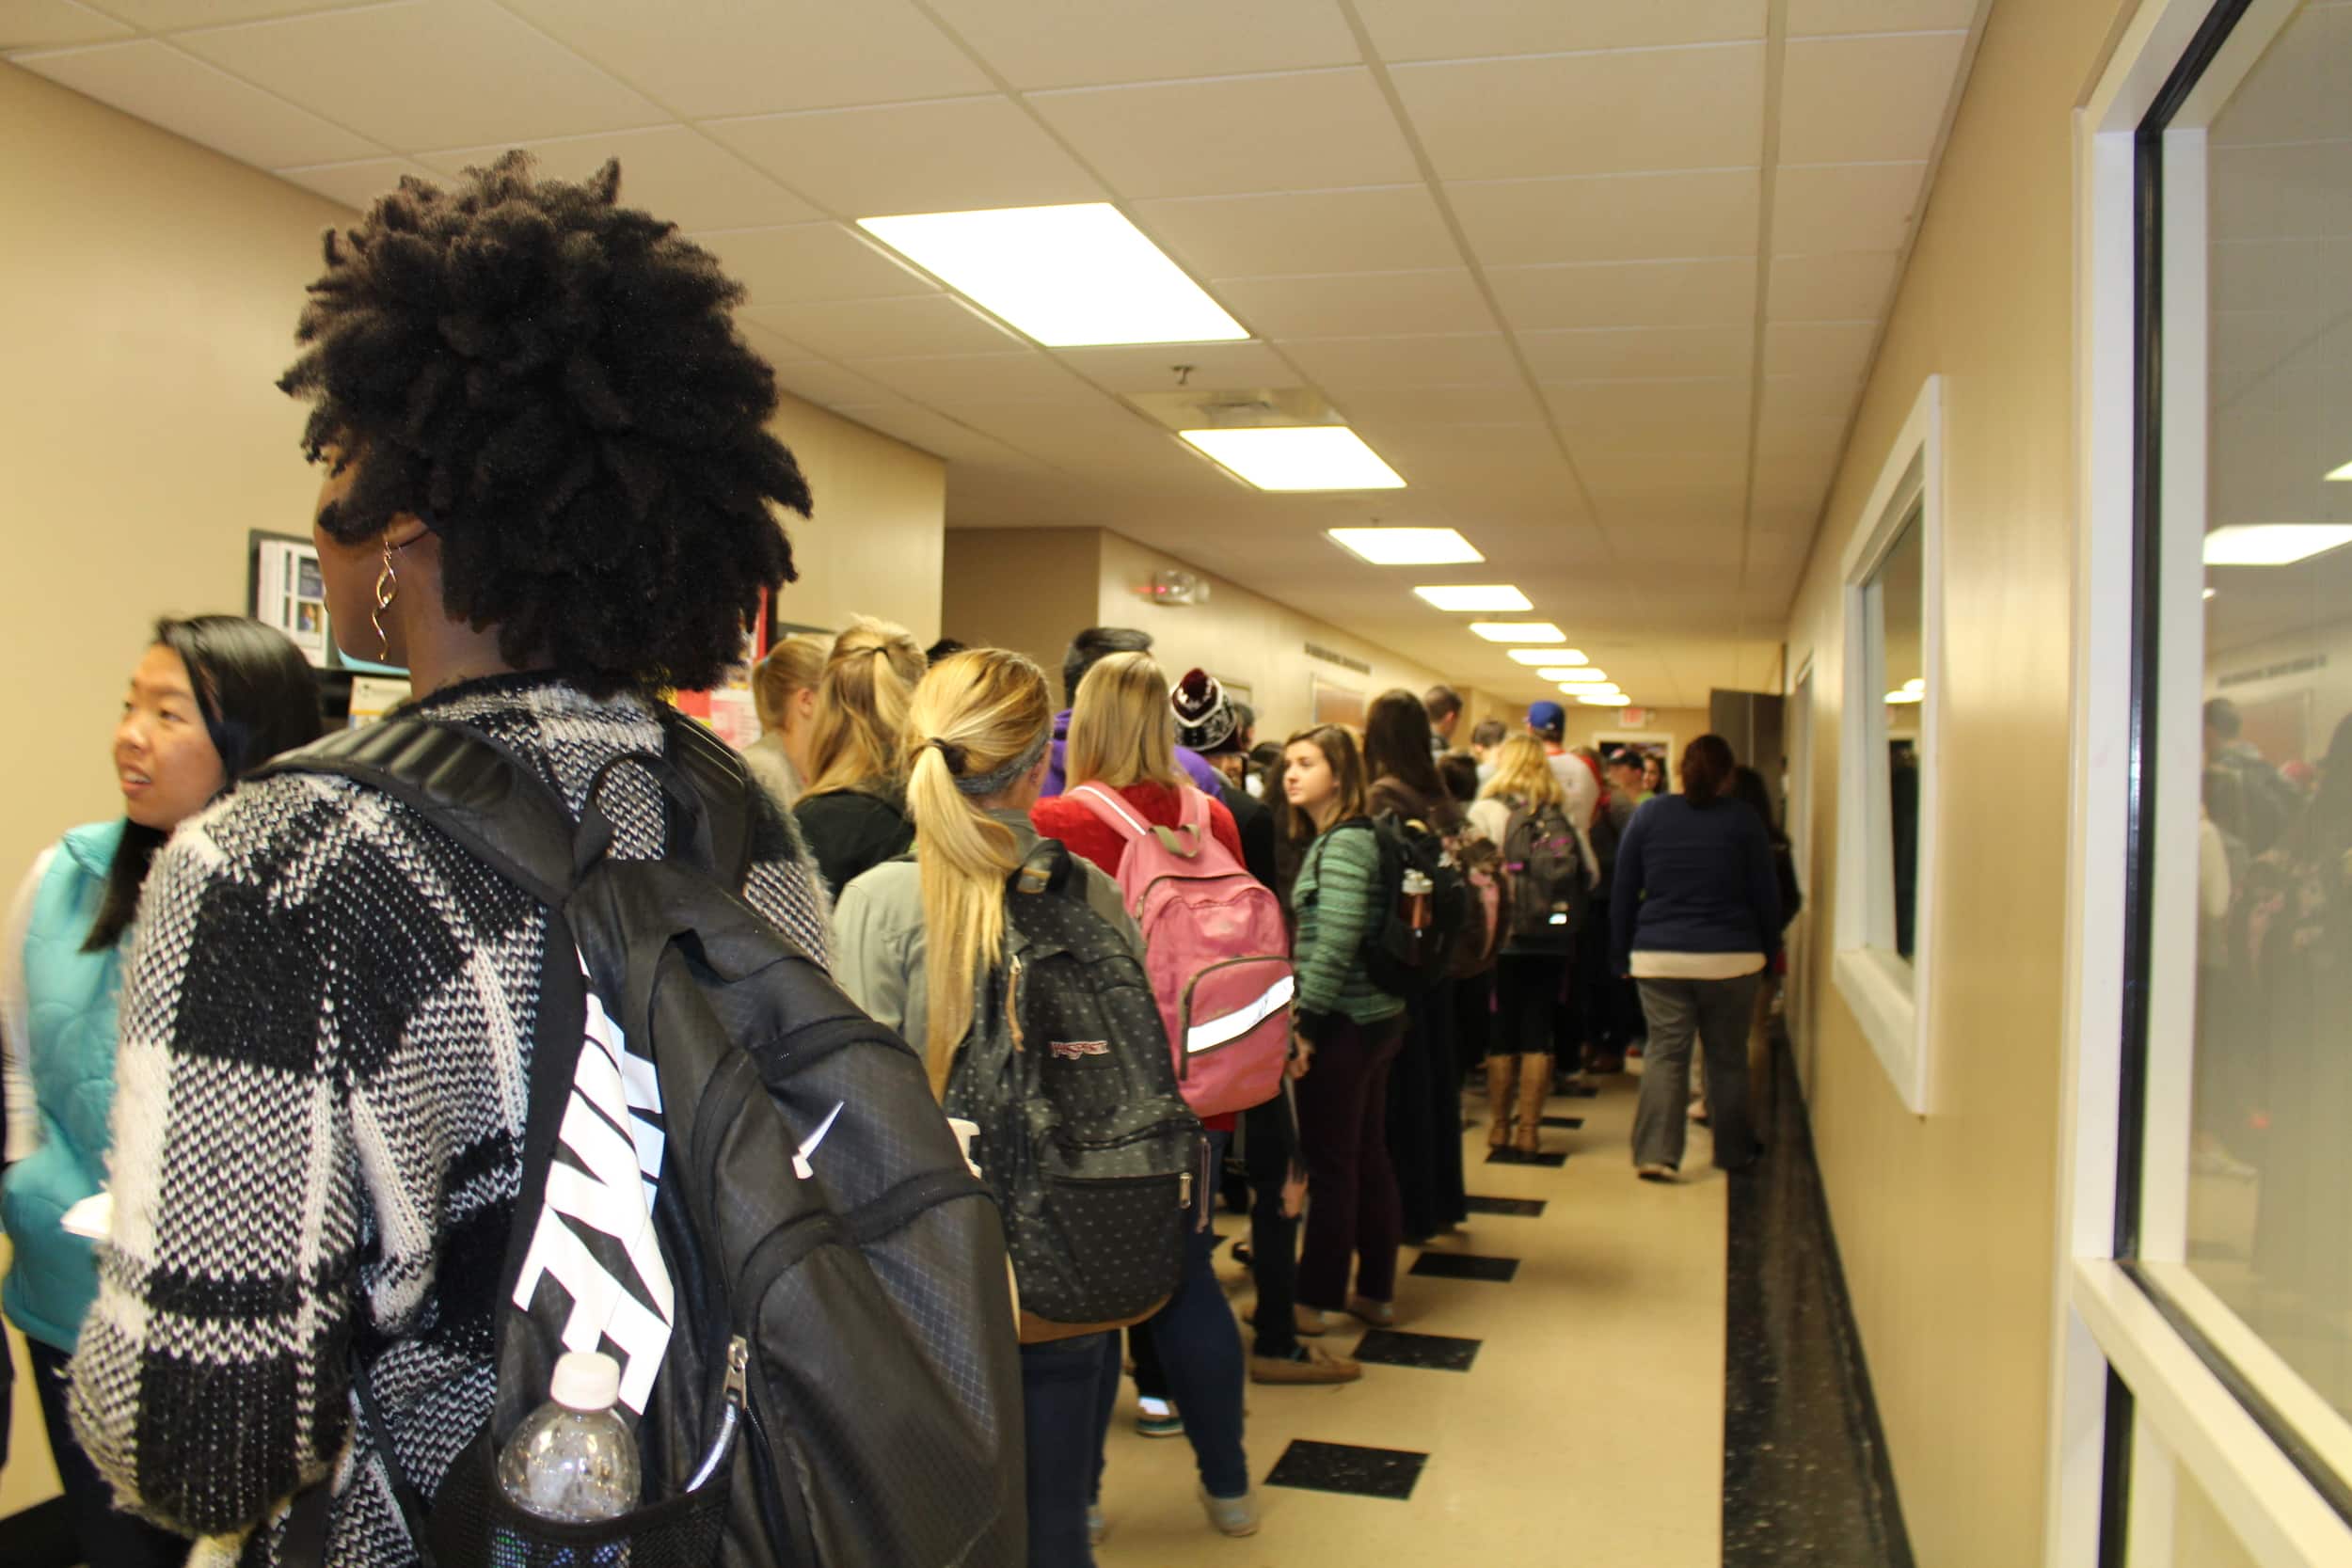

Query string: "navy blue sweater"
[[1609, 795, 1783, 974]]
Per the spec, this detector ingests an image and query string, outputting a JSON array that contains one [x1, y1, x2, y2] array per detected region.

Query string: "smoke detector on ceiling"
[[1138, 568, 1211, 607]]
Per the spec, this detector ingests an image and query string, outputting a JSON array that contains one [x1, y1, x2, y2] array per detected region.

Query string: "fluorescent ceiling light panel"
[[1580, 693, 1632, 706], [2203, 587, 2217, 600], [1506, 646, 1583, 665], [1885, 690, 1925, 705], [2201, 524, 2352, 565], [1470, 623, 1567, 644], [1326, 527, 1482, 565], [1543, 669, 1609, 684], [1902, 677, 1924, 692], [1182, 427, 1406, 491], [1415, 584, 1532, 611], [856, 204, 1247, 348], [2328, 458, 2352, 482]]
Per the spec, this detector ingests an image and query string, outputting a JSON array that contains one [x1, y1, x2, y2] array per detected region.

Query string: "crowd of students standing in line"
[[0, 154, 1802, 1568]]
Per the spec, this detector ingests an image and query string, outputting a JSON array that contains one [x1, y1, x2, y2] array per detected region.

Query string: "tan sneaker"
[[1250, 1343, 1364, 1385], [1294, 1304, 1329, 1338], [1346, 1295, 1396, 1327]]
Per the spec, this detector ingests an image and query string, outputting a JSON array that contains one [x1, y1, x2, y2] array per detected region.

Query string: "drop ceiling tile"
[[934, 397, 1175, 461], [2211, 2, 2352, 147], [1752, 453, 1835, 515], [1546, 378, 1750, 454], [1765, 250, 1901, 322], [1487, 259, 1757, 331], [745, 294, 1024, 358], [1756, 397, 1850, 460], [1279, 333, 1521, 386], [844, 351, 1101, 404], [414, 127, 819, 230], [1763, 319, 1878, 381], [1134, 185, 1458, 278], [1772, 162, 1926, 253], [1451, 169, 1760, 265], [771, 359, 897, 409], [741, 321, 822, 365], [1581, 454, 1747, 515], [2211, 143, 2352, 241], [275, 156, 435, 209], [1336, 382, 1542, 424], [1351, 0, 1763, 59], [1055, 340, 1296, 394], [1518, 325, 1752, 380], [1, 0, 128, 49], [176, 0, 664, 150], [1213, 268, 1497, 337], [1788, 0, 1978, 34], [496, 0, 987, 119], [12, 40, 378, 165], [707, 97, 1104, 216], [828, 400, 1038, 465], [64, 0, 381, 22], [1781, 32, 1967, 166], [694, 224, 934, 308], [1028, 69, 1419, 199], [926, 0, 1357, 88], [1763, 373, 1866, 419], [1391, 44, 1763, 182]]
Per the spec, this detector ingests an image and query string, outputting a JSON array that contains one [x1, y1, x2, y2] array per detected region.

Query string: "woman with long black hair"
[[3, 615, 320, 1567]]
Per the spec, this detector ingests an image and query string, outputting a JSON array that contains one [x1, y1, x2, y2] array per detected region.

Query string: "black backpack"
[[1359, 812, 1470, 1000], [943, 840, 1200, 1341], [1500, 797, 1590, 953], [269, 714, 1024, 1568]]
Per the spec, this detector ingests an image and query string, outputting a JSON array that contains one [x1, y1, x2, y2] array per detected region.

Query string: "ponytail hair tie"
[[929, 737, 969, 774]]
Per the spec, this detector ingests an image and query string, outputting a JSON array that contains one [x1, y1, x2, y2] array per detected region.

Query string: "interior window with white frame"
[[1836, 376, 1942, 1116]]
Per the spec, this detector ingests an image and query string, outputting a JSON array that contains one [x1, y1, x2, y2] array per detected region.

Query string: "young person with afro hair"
[[66, 155, 834, 1568]]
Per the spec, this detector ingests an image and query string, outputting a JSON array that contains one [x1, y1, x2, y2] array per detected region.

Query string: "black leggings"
[[1492, 954, 1564, 1057]]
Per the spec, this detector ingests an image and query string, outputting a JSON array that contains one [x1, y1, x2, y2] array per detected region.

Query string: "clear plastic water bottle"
[[497, 1351, 641, 1524]]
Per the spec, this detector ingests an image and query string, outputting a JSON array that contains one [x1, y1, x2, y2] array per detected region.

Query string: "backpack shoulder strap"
[[256, 718, 575, 909], [656, 708, 756, 888], [1069, 782, 1152, 841]]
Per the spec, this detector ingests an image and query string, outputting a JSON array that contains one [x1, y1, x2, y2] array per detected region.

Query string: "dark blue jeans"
[[1023, 1331, 1117, 1568], [1145, 1129, 1249, 1498]]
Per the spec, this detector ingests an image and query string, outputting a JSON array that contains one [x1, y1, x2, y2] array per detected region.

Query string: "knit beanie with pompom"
[[1170, 667, 1238, 753]]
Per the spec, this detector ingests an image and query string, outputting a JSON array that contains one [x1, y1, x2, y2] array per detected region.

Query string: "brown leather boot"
[[1486, 1055, 1515, 1148], [1515, 1053, 1549, 1154]]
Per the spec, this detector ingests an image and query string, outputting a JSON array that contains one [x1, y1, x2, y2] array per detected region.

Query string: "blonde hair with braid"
[[802, 615, 926, 800], [903, 648, 1054, 1094]]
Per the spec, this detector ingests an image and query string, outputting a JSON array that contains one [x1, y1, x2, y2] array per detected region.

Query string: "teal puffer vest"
[[2, 820, 127, 1351]]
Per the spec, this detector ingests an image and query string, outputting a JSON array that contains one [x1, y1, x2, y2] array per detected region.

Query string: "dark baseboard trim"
[[1723, 1033, 1917, 1568]]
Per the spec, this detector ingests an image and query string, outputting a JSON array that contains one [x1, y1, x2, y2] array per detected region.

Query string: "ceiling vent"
[[1125, 385, 1343, 434]]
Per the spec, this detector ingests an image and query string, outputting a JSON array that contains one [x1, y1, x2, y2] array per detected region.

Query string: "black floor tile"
[[1486, 1146, 1567, 1167], [1354, 1328, 1482, 1371], [1265, 1439, 1428, 1500], [1541, 1115, 1585, 1129], [1409, 1250, 1519, 1282], [1463, 1194, 1547, 1217]]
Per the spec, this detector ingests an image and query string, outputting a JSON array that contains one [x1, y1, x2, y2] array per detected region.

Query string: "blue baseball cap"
[[1527, 700, 1566, 736]]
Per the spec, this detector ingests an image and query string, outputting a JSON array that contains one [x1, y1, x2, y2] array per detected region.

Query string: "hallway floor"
[[1094, 1071, 1730, 1566]]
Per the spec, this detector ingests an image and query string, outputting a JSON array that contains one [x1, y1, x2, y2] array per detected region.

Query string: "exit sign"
[[1622, 706, 1650, 727]]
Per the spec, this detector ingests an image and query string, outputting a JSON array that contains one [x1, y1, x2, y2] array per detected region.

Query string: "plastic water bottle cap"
[[549, 1351, 623, 1413]]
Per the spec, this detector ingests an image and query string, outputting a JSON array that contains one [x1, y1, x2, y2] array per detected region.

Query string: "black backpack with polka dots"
[[943, 838, 1201, 1341]]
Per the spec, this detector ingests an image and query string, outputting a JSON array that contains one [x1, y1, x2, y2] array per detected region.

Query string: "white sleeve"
[[2, 847, 57, 1164]]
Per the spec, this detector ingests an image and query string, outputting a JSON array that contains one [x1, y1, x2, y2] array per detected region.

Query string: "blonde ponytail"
[[902, 648, 1055, 1095], [803, 615, 925, 800]]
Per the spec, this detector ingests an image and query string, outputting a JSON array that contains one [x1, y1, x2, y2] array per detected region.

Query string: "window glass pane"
[[2127, 1416, 2265, 1568], [2186, 0, 2352, 1419], [1874, 507, 1926, 960]]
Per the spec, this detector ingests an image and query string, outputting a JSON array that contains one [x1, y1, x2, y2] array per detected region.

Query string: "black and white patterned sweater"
[[67, 674, 833, 1567]]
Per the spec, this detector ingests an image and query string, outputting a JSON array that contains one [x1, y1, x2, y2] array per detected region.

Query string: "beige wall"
[[0, 60, 943, 901], [939, 527, 1104, 690], [1778, 1, 2122, 1562]]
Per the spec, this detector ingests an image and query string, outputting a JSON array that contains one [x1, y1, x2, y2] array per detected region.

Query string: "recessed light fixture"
[[2202, 587, 2217, 600], [856, 203, 1248, 347], [2202, 524, 2352, 565], [1415, 584, 1533, 612], [1181, 427, 1406, 491], [1470, 623, 1566, 643], [2327, 458, 2352, 482], [1506, 647, 1585, 665], [1542, 668, 1609, 684], [1885, 690, 1925, 705], [1903, 677, 1924, 692], [1326, 527, 1482, 565], [1580, 692, 1632, 707]]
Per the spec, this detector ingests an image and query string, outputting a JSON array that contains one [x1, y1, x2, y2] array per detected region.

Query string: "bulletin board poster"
[[249, 532, 332, 667], [675, 589, 771, 751]]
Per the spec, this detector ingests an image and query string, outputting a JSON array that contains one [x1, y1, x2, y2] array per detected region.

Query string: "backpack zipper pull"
[[686, 1337, 751, 1492]]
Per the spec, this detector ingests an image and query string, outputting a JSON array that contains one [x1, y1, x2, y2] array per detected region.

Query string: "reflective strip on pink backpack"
[[1067, 784, 1295, 1118]]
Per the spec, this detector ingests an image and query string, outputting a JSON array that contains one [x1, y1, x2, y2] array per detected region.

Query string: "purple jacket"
[[1041, 707, 1224, 798]]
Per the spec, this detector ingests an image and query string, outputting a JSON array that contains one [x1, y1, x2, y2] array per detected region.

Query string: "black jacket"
[[795, 780, 914, 899]]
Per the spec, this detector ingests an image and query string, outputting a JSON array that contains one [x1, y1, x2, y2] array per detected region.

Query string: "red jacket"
[[1031, 780, 1246, 1131]]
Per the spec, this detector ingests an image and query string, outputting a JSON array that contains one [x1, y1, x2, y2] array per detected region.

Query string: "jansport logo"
[[1051, 1039, 1111, 1060]]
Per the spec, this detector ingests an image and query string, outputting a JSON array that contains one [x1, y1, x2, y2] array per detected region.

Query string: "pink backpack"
[[1069, 784, 1295, 1118]]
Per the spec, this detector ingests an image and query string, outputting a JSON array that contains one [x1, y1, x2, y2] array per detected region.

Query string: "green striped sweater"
[[1292, 821, 1406, 1031]]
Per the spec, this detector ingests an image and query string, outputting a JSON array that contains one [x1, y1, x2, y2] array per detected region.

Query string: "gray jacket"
[[832, 809, 1143, 1054]]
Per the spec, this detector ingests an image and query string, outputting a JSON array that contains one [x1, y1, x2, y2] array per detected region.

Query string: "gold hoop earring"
[[373, 539, 399, 660]]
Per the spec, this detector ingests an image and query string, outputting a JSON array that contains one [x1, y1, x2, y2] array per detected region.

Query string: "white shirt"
[[2, 847, 57, 1163]]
